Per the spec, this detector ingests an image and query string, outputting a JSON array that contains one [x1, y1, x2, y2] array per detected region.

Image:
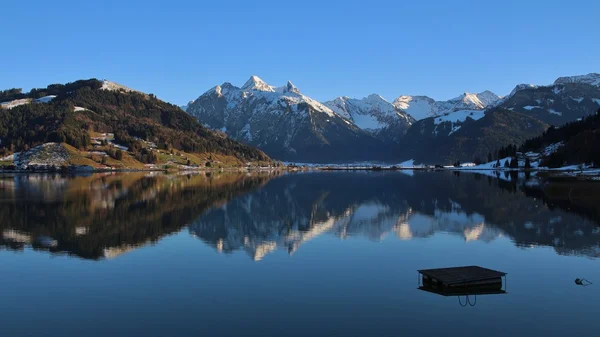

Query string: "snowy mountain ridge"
[[492, 73, 600, 109], [323, 94, 414, 140], [554, 73, 600, 86], [182, 72, 599, 163], [185, 75, 389, 162], [391, 91, 500, 120]]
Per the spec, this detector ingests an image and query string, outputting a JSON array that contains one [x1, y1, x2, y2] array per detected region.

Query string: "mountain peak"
[[283, 80, 300, 94], [366, 93, 388, 102], [241, 75, 275, 92]]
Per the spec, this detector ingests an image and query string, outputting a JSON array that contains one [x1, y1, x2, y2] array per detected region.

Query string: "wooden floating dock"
[[418, 266, 506, 295]]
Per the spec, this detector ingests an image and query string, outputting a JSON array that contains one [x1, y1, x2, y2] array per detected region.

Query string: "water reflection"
[[1, 171, 600, 260], [0, 172, 275, 259], [189, 171, 600, 260]]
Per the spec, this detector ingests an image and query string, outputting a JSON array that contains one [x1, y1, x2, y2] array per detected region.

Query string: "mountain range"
[[185, 76, 396, 162], [2, 73, 599, 166], [391, 90, 500, 120], [183, 73, 600, 164]]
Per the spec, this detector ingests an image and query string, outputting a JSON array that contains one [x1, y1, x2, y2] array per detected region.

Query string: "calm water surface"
[[1, 171, 599, 337]]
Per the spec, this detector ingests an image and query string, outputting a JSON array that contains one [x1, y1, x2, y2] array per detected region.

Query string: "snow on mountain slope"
[[473, 90, 502, 106], [493, 73, 600, 111], [323, 94, 414, 141], [433, 110, 485, 125], [554, 73, 600, 86], [491, 84, 538, 108], [493, 74, 600, 125], [1, 95, 56, 109], [392, 96, 437, 120], [392, 91, 500, 120], [186, 76, 384, 162], [35, 95, 57, 103], [241, 75, 276, 92], [0, 98, 31, 109], [100, 80, 142, 94]]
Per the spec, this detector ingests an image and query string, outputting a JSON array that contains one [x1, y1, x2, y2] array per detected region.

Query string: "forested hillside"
[[520, 109, 600, 167], [403, 110, 548, 164], [0, 79, 270, 165]]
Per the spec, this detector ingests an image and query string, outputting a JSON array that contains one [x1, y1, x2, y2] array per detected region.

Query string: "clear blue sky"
[[1, 0, 598, 105]]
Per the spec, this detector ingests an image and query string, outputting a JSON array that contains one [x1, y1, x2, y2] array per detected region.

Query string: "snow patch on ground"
[[548, 109, 562, 116], [35, 95, 56, 103], [1, 95, 56, 110], [570, 97, 584, 103], [433, 110, 484, 125], [448, 125, 461, 135], [523, 105, 541, 110], [101, 80, 140, 94], [1, 98, 32, 109], [91, 133, 129, 151], [543, 142, 563, 156], [13, 143, 70, 169]]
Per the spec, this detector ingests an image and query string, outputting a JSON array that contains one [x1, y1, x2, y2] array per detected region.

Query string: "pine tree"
[[524, 157, 532, 169]]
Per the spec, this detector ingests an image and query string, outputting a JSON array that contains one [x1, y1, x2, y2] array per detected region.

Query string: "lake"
[[1, 171, 599, 337]]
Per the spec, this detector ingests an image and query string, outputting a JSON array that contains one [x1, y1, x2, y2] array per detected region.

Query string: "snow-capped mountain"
[[395, 72, 600, 164], [185, 76, 387, 162], [183, 72, 599, 164], [492, 73, 600, 125], [392, 91, 501, 120], [323, 94, 415, 142], [554, 73, 600, 86]]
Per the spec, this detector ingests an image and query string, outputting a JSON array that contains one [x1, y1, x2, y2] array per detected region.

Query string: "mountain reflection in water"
[[1, 171, 599, 260], [0, 172, 275, 259]]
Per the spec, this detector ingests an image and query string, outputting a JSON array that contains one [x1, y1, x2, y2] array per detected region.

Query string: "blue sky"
[[1, 0, 598, 105]]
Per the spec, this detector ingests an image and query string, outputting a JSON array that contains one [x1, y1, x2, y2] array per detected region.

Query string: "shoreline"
[[2, 164, 599, 180]]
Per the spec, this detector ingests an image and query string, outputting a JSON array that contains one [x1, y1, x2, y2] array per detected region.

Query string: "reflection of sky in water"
[[3, 229, 599, 337], [1, 171, 600, 336]]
